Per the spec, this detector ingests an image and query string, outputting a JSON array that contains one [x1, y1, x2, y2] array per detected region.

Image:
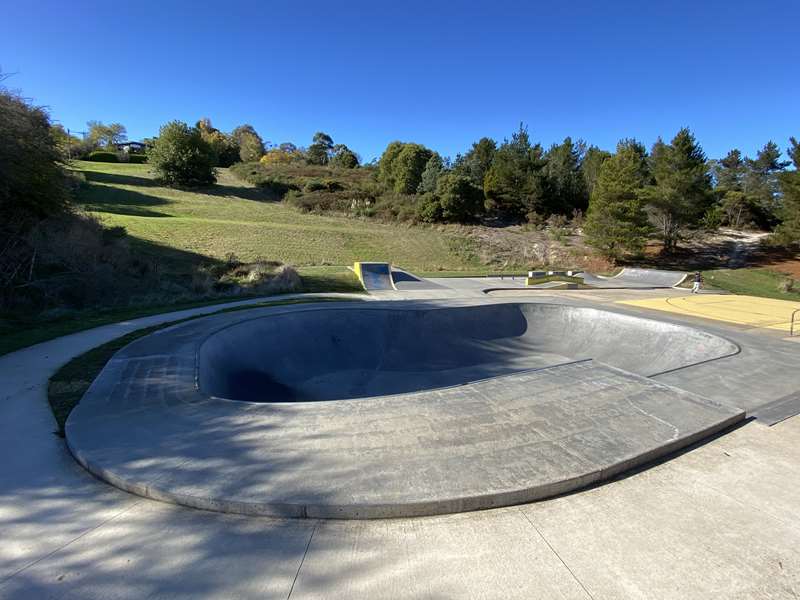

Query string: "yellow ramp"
[[618, 294, 800, 333]]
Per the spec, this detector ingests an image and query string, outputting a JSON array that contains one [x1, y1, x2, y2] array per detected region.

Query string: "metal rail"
[[791, 309, 800, 337]]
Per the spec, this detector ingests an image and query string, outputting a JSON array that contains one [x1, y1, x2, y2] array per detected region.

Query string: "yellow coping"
[[353, 262, 366, 289], [617, 294, 800, 332]]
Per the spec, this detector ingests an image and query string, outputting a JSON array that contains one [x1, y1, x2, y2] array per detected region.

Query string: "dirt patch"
[[449, 224, 596, 270]]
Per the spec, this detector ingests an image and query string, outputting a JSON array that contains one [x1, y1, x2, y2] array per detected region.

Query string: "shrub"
[[304, 179, 344, 193], [0, 86, 70, 223], [417, 175, 483, 223], [148, 121, 216, 187], [416, 192, 443, 222], [87, 151, 119, 163], [778, 278, 795, 293], [257, 176, 295, 198], [128, 153, 147, 164], [285, 191, 351, 214]]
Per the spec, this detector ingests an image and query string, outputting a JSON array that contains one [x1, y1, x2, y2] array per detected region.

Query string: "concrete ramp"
[[583, 267, 688, 289], [354, 263, 444, 292], [353, 262, 395, 290]]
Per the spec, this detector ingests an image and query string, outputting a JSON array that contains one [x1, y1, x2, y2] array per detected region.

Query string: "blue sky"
[[3, 0, 798, 162]]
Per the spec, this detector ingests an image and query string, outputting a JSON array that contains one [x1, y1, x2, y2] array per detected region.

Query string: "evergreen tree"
[[581, 146, 612, 198], [642, 128, 711, 251], [714, 149, 746, 192], [774, 137, 800, 244], [454, 137, 496, 188], [417, 153, 444, 193], [584, 140, 651, 258], [711, 149, 755, 228], [743, 141, 790, 225], [483, 124, 548, 219], [543, 137, 588, 214]]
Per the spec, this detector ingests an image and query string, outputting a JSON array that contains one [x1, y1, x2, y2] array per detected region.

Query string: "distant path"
[[724, 229, 770, 268]]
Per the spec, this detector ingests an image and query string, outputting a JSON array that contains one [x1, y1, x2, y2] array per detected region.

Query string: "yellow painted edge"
[[353, 262, 366, 290]]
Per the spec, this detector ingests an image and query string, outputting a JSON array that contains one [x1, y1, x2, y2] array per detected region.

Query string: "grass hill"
[[75, 160, 484, 275]]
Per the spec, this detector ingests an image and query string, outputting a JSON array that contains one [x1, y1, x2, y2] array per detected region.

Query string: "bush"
[[285, 191, 351, 214], [417, 174, 483, 223], [0, 86, 70, 223], [148, 121, 216, 187], [87, 151, 120, 162], [128, 153, 147, 164], [304, 179, 344, 193]]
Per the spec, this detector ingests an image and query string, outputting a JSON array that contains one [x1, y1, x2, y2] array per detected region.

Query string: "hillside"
[[74, 161, 485, 273]]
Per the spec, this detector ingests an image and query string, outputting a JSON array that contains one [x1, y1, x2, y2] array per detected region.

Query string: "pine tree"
[[543, 137, 588, 214], [483, 124, 547, 219], [642, 128, 711, 252], [581, 146, 612, 198], [417, 153, 444, 193], [584, 140, 651, 258], [743, 141, 790, 225], [774, 137, 800, 244]]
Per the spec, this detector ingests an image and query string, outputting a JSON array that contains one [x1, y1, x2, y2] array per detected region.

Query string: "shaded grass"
[[47, 297, 360, 435], [702, 268, 800, 301], [0, 269, 363, 357]]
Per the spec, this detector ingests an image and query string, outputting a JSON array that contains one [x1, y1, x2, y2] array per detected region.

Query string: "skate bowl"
[[66, 300, 745, 519], [199, 303, 738, 402]]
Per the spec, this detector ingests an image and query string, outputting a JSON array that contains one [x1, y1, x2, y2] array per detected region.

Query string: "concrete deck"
[[64, 300, 745, 518]]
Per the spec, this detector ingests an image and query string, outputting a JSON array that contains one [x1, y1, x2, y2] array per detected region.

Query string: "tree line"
[[374, 125, 800, 255], [35, 101, 800, 256]]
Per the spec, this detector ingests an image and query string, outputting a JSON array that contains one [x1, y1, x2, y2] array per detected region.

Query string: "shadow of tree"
[[84, 170, 159, 188], [78, 181, 171, 218]]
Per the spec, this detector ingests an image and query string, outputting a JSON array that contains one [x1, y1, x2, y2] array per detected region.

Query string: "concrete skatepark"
[[2, 269, 800, 598]]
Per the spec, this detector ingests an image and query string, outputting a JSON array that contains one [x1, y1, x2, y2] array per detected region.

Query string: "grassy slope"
[[0, 161, 489, 356], [74, 161, 482, 272], [703, 268, 800, 301]]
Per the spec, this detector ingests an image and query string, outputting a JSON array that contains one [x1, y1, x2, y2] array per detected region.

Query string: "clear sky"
[[3, 0, 798, 162]]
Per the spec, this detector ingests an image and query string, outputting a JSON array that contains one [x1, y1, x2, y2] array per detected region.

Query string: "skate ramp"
[[353, 262, 395, 290], [583, 268, 688, 288]]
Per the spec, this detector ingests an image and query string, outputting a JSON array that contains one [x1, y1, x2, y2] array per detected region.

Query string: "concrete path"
[[1, 290, 799, 598]]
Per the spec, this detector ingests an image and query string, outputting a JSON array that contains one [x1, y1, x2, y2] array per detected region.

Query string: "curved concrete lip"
[[66, 300, 745, 519]]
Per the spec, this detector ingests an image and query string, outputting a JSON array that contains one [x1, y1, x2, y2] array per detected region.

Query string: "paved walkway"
[[1, 291, 799, 598]]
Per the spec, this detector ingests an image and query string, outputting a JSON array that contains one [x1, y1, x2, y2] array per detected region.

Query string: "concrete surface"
[[63, 300, 746, 518], [581, 267, 688, 288], [1, 286, 799, 598], [353, 262, 395, 290], [198, 303, 738, 402], [620, 293, 800, 333]]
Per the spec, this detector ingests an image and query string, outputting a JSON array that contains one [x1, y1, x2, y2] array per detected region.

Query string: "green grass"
[[702, 268, 800, 301], [72, 161, 485, 272], [47, 297, 359, 434]]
